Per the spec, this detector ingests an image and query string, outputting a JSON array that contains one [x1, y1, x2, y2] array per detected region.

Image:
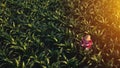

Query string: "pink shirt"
[[81, 39, 93, 49]]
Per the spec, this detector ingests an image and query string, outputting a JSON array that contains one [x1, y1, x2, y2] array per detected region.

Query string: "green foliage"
[[0, 0, 120, 68], [0, 0, 77, 68]]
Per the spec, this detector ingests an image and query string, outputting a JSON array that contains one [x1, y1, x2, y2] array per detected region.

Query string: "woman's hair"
[[84, 35, 91, 41]]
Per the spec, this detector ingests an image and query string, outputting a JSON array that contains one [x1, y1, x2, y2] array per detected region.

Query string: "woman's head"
[[84, 35, 91, 41]]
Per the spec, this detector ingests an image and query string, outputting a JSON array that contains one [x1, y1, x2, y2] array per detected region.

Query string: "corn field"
[[0, 0, 120, 68]]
